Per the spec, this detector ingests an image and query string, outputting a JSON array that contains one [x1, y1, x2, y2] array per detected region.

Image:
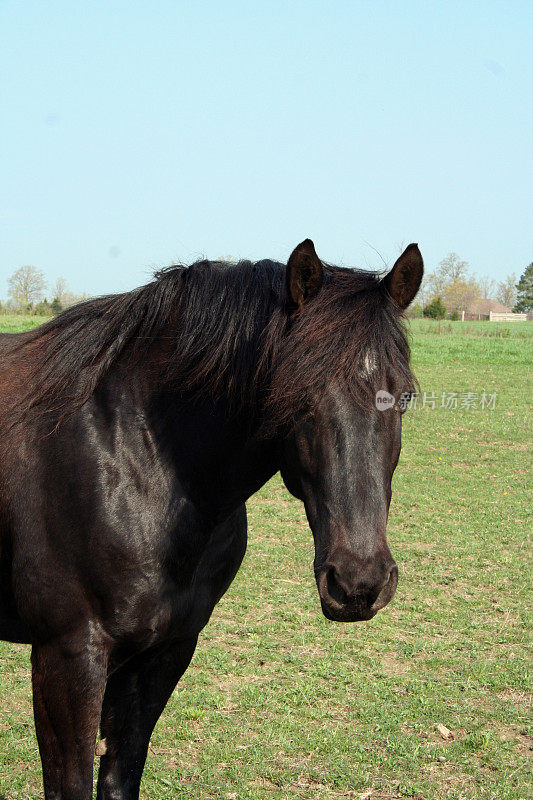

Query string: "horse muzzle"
[[316, 551, 398, 622]]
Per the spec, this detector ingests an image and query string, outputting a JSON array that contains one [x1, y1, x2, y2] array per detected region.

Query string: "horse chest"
[[100, 505, 248, 648], [162, 505, 248, 638]]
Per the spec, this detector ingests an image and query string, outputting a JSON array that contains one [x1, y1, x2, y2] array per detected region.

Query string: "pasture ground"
[[0, 316, 531, 799]]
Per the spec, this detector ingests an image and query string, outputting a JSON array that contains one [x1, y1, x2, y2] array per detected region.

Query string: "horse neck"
[[114, 298, 282, 517], [138, 378, 281, 520]]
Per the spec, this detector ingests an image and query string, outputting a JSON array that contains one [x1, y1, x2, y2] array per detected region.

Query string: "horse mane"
[[8, 257, 416, 421]]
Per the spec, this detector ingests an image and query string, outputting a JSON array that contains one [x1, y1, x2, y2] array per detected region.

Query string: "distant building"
[[467, 299, 511, 316], [463, 298, 528, 322]]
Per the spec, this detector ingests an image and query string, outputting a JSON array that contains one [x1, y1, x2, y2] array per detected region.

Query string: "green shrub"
[[423, 296, 447, 319], [34, 299, 52, 316]]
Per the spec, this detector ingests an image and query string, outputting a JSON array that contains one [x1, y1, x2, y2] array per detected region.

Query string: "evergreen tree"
[[514, 263, 533, 312], [51, 297, 63, 315], [423, 296, 447, 320], [34, 299, 52, 316]]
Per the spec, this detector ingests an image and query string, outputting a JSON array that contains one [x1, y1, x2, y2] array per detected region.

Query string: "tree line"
[[2, 258, 532, 320], [408, 253, 532, 319], [0, 265, 87, 315]]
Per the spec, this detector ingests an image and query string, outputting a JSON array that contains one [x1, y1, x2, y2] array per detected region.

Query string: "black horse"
[[0, 239, 422, 799]]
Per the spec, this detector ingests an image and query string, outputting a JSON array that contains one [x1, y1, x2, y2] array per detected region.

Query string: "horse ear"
[[382, 243, 424, 309], [286, 239, 324, 312]]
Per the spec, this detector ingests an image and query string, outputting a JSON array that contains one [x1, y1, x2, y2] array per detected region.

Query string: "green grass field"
[[0, 315, 52, 333], [0, 315, 531, 799]]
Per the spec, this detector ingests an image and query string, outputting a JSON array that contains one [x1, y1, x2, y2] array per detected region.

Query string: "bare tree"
[[415, 273, 432, 307], [438, 253, 469, 283], [495, 274, 517, 308], [424, 270, 447, 301], [8, 265, 47, 309], [53, 276, 68, 305], [478, 275, 495, 299], [423, 252, 471, 304]]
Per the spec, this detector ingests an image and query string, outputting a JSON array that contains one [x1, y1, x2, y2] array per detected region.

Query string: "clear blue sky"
[[1, 1, 531, 298]]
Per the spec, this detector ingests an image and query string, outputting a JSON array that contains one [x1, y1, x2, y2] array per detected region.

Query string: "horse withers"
[[0, 239, 423, 799]]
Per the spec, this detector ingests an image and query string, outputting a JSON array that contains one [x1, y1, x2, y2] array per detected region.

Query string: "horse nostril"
[[371, 563, 399, 611], [387, 563, 398, 587], [326, 566, 350, 606]]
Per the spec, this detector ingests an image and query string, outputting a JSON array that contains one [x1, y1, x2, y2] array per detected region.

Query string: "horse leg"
[[31, 632, 109, 800], [96, 636, 198, 800]]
